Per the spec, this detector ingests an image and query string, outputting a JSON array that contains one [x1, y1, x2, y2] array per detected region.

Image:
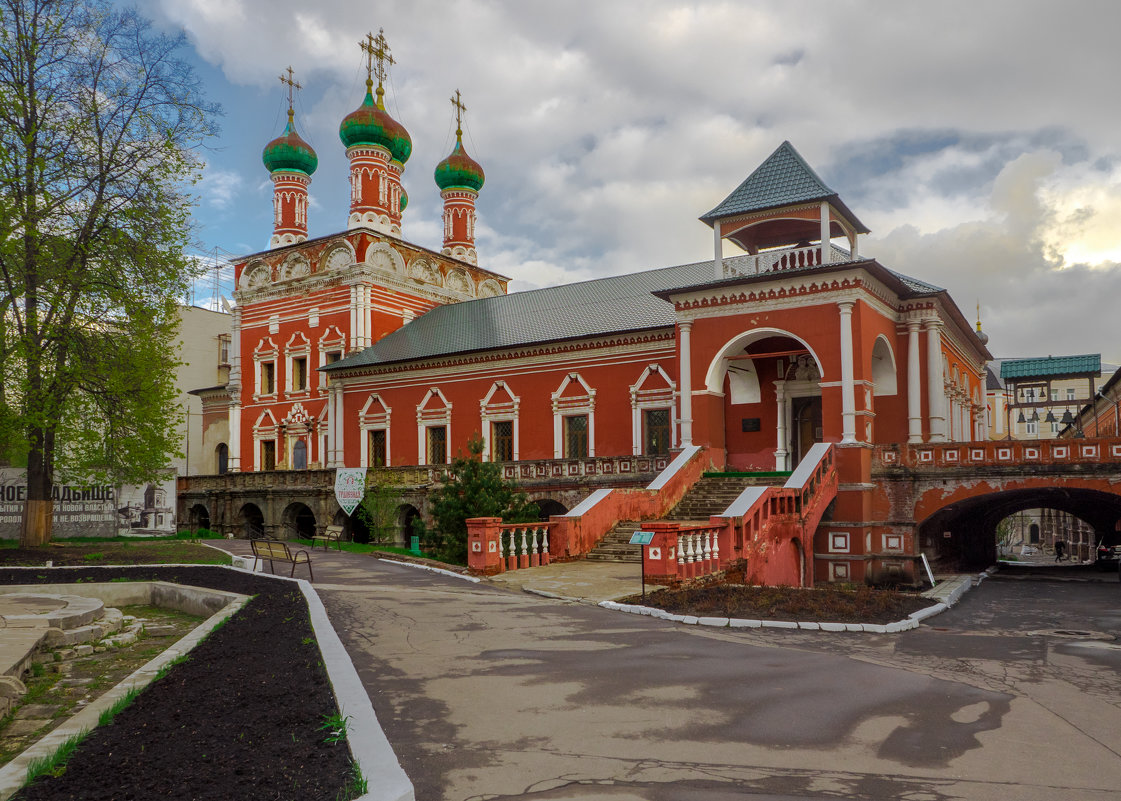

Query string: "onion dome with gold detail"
[[262, 111, 318, 175], [435, 131, 484, 192], [339, 79, 412, 165]]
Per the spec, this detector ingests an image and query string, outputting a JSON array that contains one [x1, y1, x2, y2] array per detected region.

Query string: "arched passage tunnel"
[[918, 487, 1121, 572]]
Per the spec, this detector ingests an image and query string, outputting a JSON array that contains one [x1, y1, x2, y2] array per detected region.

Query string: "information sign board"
[[334, 468, 367, 516], [629, 530, 655, 546]]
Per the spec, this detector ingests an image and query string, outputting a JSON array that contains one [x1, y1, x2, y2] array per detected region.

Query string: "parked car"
[[1095, 540, 1121, 570]]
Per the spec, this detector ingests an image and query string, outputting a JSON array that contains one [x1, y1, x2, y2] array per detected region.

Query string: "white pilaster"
[[925, 319, 946, 442], [907, 320, 923, 443], [713, 220, 723, 279], [679, 321, 693, 446], [820, 202, 832, 264], [774, 380, 788, 471], [228, 405, 241, 473], [348, 285, 358, 350], [838, 300, 857, 443], [328, 383, 343, 467], [228, 306, 243, 472]]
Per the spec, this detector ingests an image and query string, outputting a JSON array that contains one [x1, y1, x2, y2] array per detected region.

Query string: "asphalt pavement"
[[223, 543, 1121, 801]]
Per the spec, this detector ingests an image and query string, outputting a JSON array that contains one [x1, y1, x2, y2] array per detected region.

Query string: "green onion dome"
[[434, 133, 484, 192], [400, 187, 408, 212], [262, 112, 318, 175], [339, 80, 412, 164]]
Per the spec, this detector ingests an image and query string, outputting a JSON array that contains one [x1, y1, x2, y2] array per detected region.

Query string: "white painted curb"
[[596, 572, 982, 634], [299, 579, 414, 801], [374, 557, 481, 584]]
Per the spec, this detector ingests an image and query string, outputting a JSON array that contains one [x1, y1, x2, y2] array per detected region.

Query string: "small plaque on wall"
[[741, 418, 761, 432]]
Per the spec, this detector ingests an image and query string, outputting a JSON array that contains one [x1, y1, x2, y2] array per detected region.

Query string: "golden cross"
[[450, 89, 466, 135], [360, 29, 394, 86], [278, 66, 302, 114]]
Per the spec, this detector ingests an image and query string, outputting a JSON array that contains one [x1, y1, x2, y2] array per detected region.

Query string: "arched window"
[[216, 443, 229, 475]]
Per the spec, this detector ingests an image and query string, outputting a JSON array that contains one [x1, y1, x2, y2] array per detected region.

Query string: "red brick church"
[[196, 31, 995, 585]]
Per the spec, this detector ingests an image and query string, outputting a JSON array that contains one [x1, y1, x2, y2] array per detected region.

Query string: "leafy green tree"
[[354, 470, 400, 544], [0, 0, 217, 544], [428, 435, 539, 563]]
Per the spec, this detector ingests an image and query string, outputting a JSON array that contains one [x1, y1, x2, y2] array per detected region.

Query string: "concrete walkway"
[[209, 541, 1121, 801]]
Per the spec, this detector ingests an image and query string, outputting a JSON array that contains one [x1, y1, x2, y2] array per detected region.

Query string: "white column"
[[907, 320, 923, 442], [774, 380, 788, 470], [925, 319, 946, 442], [820, 202, 832, 264], [228, 306, 243, 471], [327, 384, 342, 467], [838, 300, 857, 443], [679, 321, 693, 446], [348, 285, 358, 350], [228, 406, 241, 472], [712, 220, 723, 279]]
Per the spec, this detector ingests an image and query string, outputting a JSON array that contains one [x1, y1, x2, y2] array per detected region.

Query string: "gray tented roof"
[[699, 141, 869, 233], [325, 253, 943, 371]]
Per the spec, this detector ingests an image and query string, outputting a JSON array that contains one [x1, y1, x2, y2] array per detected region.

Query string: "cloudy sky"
[[149, 0, 1121, 364]]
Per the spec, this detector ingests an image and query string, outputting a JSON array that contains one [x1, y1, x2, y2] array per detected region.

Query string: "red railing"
[[875, 438, 1121, 470], [466, 518, 556, 574], [643, 443, 836, 587]]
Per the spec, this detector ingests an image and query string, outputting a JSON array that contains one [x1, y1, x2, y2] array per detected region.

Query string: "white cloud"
[[159, 0, 1121, 364], [197, 166, 243, 209]]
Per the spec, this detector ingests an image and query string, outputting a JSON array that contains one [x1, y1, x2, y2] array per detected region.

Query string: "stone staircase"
[[584, 474, 788, 563], [664, 474, 785, 521], [585, 521, 643, 563]]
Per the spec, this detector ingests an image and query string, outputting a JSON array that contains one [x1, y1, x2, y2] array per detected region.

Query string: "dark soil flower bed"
[[624, 576, 931, 625], [0, 564, 356, 801]]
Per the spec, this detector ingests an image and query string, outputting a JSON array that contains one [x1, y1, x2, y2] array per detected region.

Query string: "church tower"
[[434, 90, 484, 265], [262, 67, 318, 249], [339, 29, 412, 236]]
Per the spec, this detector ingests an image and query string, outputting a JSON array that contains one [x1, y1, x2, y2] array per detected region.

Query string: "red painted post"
[[467, 517, 504, 575]]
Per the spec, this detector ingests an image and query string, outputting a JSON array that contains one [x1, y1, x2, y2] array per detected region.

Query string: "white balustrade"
[[711, 529, 719, 562], [519, 529, 528, 558]]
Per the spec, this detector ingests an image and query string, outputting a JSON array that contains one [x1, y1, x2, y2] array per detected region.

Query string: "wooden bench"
[[311, 524, 344, 551], [250, 539, 314, 581]]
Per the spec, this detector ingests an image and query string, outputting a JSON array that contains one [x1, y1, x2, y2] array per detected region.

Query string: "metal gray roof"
[[327, 258, 718, 370], [326, 251, 946, 372]]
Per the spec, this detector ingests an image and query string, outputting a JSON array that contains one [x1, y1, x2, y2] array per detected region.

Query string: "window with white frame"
[[480, 381, 519, 461], [427, 426, 447, 464], [253, 337, 278, 398], [491, 421, 514, 461], [285, 332, 311, 395], [360, 394, 392, 467], [417, 388, 452, 465], [564, 415, 589, 458], [318, 326, 346, 389], [629, 364, 676, 456], [552, 373, 595, 458], [369, 430, 387, 467]]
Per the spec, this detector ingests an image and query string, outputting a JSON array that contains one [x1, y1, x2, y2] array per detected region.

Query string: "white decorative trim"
[[359, 394, 392, 467], [417, 387, 452, 465], [629, 364, 677, 455], [480, 381, 520, 461], [251, 409, 279, 472], [552, 373, 596, 458], [828, 532, 850, 553]]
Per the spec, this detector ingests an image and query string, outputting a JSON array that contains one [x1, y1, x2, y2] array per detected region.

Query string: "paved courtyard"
[[300, 552, 1121, 801]]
